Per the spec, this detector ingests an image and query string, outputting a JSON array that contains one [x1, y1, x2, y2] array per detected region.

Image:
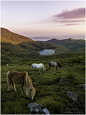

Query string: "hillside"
[[1, 28, 34, 44], [1, 28, 85, 114], [1, 28, 85, 52], [1, 28, 70, 53], [1, 28, 71, 64], [45, 38, 85, 51]]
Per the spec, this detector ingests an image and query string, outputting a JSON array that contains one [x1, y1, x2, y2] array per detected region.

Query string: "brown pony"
[[6, 70, 36, 100]]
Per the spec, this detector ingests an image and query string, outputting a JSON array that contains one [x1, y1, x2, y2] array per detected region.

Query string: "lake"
[[39, 49, 55, 55]]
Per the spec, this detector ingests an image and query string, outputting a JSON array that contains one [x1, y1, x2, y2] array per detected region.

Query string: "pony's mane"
[[24, 71, 33, 87]]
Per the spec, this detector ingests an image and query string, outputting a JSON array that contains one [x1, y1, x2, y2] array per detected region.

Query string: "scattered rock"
[[28, 103, 50, 114], [67, 91, 77, 102]]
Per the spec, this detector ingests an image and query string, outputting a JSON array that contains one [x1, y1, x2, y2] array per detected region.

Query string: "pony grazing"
[[31, 63, 46, 72], [49, 61, 62, 70], [6, 70, 36, 100]]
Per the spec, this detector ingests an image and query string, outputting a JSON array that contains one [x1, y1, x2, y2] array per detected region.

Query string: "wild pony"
[[49, 61, 62, 70], [6, 70, 36, 100], [31, 63, 46, 72]]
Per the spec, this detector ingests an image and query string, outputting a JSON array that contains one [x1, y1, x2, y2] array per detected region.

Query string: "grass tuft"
[[37, 97, 63, 114]]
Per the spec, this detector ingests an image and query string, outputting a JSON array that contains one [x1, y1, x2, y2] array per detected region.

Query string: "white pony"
[[31, 63, 46, 72]]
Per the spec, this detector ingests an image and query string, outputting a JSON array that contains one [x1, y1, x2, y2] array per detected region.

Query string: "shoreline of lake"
[[39, 49, 55, 55]]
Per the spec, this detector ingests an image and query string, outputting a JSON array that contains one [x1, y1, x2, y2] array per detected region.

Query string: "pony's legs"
[[56, 66, 58, 70], [31, 66, 33, 70], [7, 82, 12, 91], [39, 68, 41, 73], [43, 67, 45, 71], [12, 82, 17, 92], [49, 66, 51, 70], [21, 84, 24, 94], [7, 79, 12, 91], [14, 85, 17, 92]]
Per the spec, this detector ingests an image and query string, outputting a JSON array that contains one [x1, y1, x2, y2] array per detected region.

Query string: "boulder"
[[28, 103, 50, 114]]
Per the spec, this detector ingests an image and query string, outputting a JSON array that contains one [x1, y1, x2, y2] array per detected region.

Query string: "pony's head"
[[30, 87, 36, 100], [42, 64, 46, 70], [42, 64, 46, 71], [57, 62, 62, 70]]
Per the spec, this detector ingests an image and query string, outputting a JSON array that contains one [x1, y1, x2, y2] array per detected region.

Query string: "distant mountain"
[[1, 28, 34, 44], [45, 38, 85, 51], [1, 28, 70, 52]]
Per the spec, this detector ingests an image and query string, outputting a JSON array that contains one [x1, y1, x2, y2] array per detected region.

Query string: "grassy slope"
[[1, 28, 85, 114], [1, 41, 71, 65], [45, 38, 85, 51], [1, 54, 85, 114]]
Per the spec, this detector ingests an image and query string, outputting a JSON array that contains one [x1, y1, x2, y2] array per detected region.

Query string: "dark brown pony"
[[7, 70, 36, 100]]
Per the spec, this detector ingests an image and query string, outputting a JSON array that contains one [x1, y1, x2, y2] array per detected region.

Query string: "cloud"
[[51, 7, 85, 26], [54, 8, 85, 19]]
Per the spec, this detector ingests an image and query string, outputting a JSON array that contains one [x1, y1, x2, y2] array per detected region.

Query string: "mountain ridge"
[[44, 38, 85, 51], [1, 28, 85, 53], [1, 28, 85, 64], [1, 28, 34, 44], [1, 28, 85, 44]]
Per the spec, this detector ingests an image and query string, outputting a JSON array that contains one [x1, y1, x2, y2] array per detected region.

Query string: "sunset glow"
[[1, 1, 85, 41]]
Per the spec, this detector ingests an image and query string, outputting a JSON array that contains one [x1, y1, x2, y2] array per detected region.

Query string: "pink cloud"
[[65, 23, 83, 26], [52, 19, 85, 23], [52, 7, 85, 26], [54, 8, 85, 19]]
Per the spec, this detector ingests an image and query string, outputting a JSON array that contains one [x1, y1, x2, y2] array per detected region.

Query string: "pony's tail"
[[6, 71, 12, 90]]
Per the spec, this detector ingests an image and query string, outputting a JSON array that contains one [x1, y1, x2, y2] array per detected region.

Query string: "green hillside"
[[1, 50, 85, 114], [45, 38, 85, 52], [1, 28, 71, 64], [1, 28, 85, 114], [1, 28, 85, 65]]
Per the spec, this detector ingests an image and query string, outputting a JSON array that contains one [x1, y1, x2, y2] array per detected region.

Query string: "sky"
[[1, 0, 86, 41]]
